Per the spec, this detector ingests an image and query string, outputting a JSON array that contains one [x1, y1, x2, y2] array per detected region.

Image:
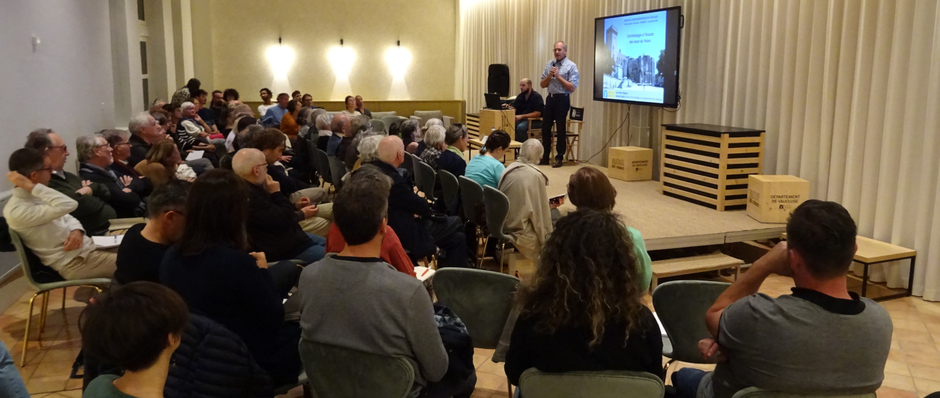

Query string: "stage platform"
[[539, 164, 785, 251]]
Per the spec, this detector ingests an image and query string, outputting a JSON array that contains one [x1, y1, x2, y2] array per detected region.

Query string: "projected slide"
[[599, 10, 667, 104]]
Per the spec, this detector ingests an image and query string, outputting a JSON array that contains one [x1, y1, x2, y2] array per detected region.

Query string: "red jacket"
[[325, 223, 416, 277]]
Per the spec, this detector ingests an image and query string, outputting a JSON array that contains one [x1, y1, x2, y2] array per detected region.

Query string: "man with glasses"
[[77, 135, 146, 218], [114, 180, 190, 285], [4, 148, 118, 280], [25, 128, 116, 236]]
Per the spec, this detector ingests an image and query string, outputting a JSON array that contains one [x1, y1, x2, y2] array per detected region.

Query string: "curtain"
[[457, 0, 940, 301]]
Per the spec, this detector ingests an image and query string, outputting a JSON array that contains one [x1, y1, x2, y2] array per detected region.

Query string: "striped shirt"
[[541, 58, 580, 95]]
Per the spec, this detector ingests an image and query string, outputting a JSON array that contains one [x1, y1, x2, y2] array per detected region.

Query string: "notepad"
[[186, 150, 204, 161], [415, 266, 435, 282], [92, 235, 124, 249]]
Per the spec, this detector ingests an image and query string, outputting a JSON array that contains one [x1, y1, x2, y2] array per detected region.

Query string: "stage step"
[[650, 252, 744, 291]]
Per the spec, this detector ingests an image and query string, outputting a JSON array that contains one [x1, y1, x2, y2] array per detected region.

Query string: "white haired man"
[[77, 135, 145, 218]]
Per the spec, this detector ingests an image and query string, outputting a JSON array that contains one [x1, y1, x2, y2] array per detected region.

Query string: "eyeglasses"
[[48, 145, 67, 151], [37, 167, 53, 173]]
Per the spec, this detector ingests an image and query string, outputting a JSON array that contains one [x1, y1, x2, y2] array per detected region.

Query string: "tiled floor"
[[2, 276, 940, 398]]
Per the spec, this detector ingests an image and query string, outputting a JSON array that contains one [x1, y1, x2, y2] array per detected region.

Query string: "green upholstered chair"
[[8, 228, 111, 366], [299, 339, 414, 398], [732, 388, 877, 398], [411, 110, 453, 128], [413, 158, 437, 203], [438, 169, 460, 215], [651, 280, 730, 373], [327, 155, 347, 190], [458, 176, 483, 224], [482, 186, 512, 273], [519, 369, 665, 398], [370, 111, 398, 120], [370, 119, 387, 133]]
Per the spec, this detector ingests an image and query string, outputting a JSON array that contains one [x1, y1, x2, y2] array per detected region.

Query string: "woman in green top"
[[567, 167, 653, 292], [81, 282, 189, 398]]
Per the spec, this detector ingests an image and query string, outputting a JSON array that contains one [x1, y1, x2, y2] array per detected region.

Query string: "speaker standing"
[[539, 41, 579, 168]]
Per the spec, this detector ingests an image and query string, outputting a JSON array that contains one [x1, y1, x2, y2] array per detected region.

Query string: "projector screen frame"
[[592, 6, 683, 108]]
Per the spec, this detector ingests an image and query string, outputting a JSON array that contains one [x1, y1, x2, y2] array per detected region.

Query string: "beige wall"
[[208, 0, 456, 101]]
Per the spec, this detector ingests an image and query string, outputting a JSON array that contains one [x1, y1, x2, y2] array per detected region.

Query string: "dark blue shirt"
[[512, 90, 545, 117]]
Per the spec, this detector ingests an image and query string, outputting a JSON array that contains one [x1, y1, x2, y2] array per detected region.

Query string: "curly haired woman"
[[504, 208, 664, 389]]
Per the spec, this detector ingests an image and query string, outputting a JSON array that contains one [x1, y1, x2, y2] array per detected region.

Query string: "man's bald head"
[[377, 136, 405, 167], [331, 113, 350, 137], [232, 148, 267, 184]]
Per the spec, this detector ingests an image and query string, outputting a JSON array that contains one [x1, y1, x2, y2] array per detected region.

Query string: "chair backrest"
[[327, 155, 347, 189], [731, 388, 877, 398], [519, 369, 664, 398], [651, 280, 730, 363], [414, 159, 437, 202], [382, 116, 402, 134], [313, 148, 333, 185], [299, 339, 414, 398], [412, 110, 444, 126], [458, 176, 484, 223], [8, 228, 64, 287], [438, 169, 460, 213], [433, 268, 519, 349], [370, 119, 387, 133], [371, 111, 398, 120], [401, 150, 414, 179], [482, 186, 512, 242], [306, 140, 319, 174]]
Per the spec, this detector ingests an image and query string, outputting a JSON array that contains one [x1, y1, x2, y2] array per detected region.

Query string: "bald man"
[[326, 113, 350, 156], [369, 136, 468, 268], [506, 78, 544, 142], [233, 149, 327, 264]]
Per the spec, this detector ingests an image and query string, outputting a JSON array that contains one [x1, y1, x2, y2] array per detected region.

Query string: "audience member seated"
[[400, 119, 421, 153], [162, 103, 182, 134], [298, 164, 476, 398], [233, 148, 327, 264], [178, 101, 225, 148], [326, 113, 350, 156], [567, 167, 652, 291], [420, 125, 447, 168], [128, 112, 166, 167], [344, 120, 383, 170], [114, 180, 189, 285], [221, 103, 254, 137], [145, 112, 212, 176], [193, 89, 219, 133], [339, 115, 372, 167], [673, 200, 893, 398], [505, 208, 664, 386], [220, 117, 258, 169], [257, 87, 275, 118], [279, 100, 301, 139], [81, 282, 189, 398], [25, 129, 116, 236], [4, 148, 118, 279], [341, 95, 361, 117], [77, 135, 146, 218], [160, 169, 303, 386], [354, 95, 372, 118], [464, 129, 510, 188], [261, 93, 289, 127], [324, 166, 415, 276], [371, 136, 468, 268], [415, 118, 444, 157], [0, 342, 27, 397], [135, 139, 186, 187], [250, 128, 331, 211], [171, 78, 200, 106], [507, 78, 544, 142], [438, 124, 469, 177], [302, 93, 314, 109], [497, 139, 557, 260], [100, 129, 152, 199], [296, 107, 313, 139], [313, 110, 332, 150]]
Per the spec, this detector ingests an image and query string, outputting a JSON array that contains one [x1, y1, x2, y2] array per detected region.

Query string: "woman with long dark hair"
[[504, 209, 664, 388], [159, 169, 302, 386]]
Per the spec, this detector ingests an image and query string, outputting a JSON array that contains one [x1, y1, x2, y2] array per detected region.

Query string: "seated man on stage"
[[504, 78, 544, 142], [673, 200, 892, 398]]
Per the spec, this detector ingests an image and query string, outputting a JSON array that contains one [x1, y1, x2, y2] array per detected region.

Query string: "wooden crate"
[[608, 146, 653, 182], [660, 124, 765, 211], [746, 175, 810, 223]]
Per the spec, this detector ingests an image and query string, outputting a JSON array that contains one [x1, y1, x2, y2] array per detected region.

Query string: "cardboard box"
[[746, 175, 810, 223], [608, 146, 653, 181]]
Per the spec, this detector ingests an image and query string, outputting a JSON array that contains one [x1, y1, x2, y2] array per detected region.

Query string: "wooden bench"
[[650, 252, 745, 291], [781, 233, 917, 300]]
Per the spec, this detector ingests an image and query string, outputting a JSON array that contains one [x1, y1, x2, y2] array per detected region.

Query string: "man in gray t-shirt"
[[673, 200, 893, 398]]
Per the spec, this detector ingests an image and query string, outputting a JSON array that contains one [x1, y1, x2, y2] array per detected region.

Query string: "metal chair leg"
[[499, 242, 506, 274], [478, 236, 490, 269], [21, 293, 40, 366], [507, 378, 513, 397], [61, 287, 67, 310]]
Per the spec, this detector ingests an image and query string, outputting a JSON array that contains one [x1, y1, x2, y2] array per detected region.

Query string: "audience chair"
[[410, 110, 453, 128], [383, 116, 403, 134], [519, 369, 665, 398], [433, 268, 520, 396], [414, 159, 437, 203], [458, 176, 486, 264], [8, 229, 111, 366], [438, 169, 460, 215], [651, 280, 730, 373], [482, 186, 512, 273], [370, 119, 387, 133], [731, 388, 876, 398], [327, 155, 347, 190], [313, 148, 334, 190], [299, 339, 414, 398], [401, 151, 415, 182]]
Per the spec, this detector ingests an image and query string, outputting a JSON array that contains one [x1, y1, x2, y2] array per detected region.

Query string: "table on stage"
[[539, 164, 786, 251]]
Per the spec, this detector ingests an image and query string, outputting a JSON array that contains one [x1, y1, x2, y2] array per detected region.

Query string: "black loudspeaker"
[[487, 64, 510, 97]]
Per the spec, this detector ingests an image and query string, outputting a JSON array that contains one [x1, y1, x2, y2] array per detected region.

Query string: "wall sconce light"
[[385, 42, 412, 78], [329, 41, 356, 77]]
